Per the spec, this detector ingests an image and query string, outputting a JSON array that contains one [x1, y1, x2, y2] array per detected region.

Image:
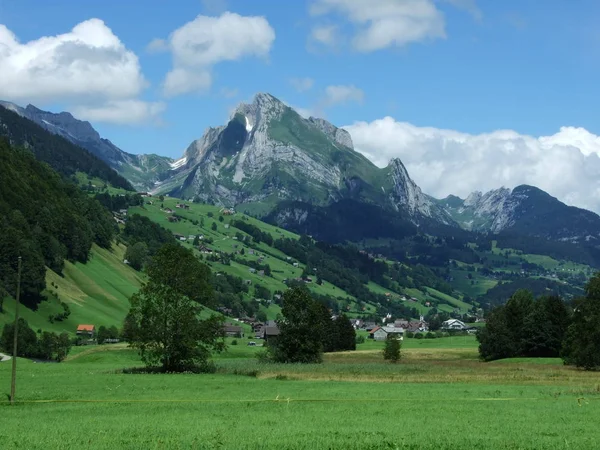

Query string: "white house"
[[441, 319, 467, 330]]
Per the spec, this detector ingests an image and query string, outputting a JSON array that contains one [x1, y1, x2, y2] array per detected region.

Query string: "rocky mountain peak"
[[307, 117, 354, 149]]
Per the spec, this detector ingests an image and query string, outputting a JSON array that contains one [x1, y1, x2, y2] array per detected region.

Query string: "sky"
[[1, 0, 600, 211]]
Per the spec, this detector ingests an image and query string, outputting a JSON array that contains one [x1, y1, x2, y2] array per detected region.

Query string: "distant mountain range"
[[3, 94, 600, 248]]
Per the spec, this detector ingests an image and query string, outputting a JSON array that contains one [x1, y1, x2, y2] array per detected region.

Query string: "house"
[[363, 322, 377, 331], [257, 320, 280, 342], [221, 208, 235, 215], [249, 268, 257, 274], [244, 279, 253, 286], [293, 262, 299, 267], [223, 324, 244, 338], [176, 203, 190, 209], [76, 324, 95, 338], [369, 326, 404, 341], [248, 249, 255, 255], [167, 216, 179, 222], [164, 208, 173, 213], [174, 233, 185, 240], [394, 319, 409, 328], [441, 319, 468, 331], [258, 270, 265, 276]]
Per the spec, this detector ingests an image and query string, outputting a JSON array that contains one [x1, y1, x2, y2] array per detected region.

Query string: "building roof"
[[382, 326, 405, 334], [223, 325, 243, 333], [368, 326, 381, 334], [77, 324, 95, 332]]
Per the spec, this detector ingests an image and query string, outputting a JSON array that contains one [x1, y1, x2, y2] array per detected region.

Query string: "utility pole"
[[10, 256, 22, 406]]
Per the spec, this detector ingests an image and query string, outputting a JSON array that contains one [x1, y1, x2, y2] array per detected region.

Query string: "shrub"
[[355, 335, 366, 344], [231, 339, 238, 346], [405, 331, 415, 338], [414, 333, 424, 340], [425, 332, 436, 339]]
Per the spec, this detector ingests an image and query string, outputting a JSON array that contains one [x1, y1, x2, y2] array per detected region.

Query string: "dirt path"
[[0, 352, 12, 362]]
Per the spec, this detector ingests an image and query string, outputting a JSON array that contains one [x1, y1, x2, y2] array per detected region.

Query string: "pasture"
[[1, 336, 599, 449]]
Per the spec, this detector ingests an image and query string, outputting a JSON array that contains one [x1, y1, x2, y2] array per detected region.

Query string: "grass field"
[[1, 336, 599, 449]]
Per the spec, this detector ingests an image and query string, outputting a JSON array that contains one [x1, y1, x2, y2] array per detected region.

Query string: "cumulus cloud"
[[160, 12, 275, 97], [309, 0, 446, 52], [344, 118, 600, 212], [72, 100, 166, 126], [289, 77, 315, 92], [0, 19, 161, 125]]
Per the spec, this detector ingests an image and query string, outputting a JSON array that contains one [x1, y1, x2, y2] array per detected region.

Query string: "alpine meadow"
[[2, 1, 600, 449]]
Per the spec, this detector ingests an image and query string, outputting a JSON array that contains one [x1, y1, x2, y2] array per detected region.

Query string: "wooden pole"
[[10, 256, 22, 406]]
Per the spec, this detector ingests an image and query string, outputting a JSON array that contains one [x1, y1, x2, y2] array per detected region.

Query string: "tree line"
[[478, 274, 600, 370], [0, 318, 71, 362]]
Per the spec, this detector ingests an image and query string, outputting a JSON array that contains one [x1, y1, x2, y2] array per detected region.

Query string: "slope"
[[0, 104, 133, 190]]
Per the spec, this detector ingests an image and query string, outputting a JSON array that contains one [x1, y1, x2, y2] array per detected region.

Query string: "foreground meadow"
[[1, 337, 599, 449]]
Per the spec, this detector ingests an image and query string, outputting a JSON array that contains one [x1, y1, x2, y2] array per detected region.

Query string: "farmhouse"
[[369, 326, 404, 341], [76, 324, 95, 338], [441, 319, 468, 331], [223, 325, 244, 338], [257, 320, 280, 342]]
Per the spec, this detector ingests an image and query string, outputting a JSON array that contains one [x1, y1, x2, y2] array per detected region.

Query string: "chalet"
[[441, 319, 468, 331], [199, 246, 213, 254], [176, 203, 190, 209], [167, 216, 178, 222], [363, 322, 377, 331], [293, 262, 299, 267], [258, 270, 265, 276], [249, 268, 257, 274], [174, 233, 185, 240], [394, 319, 409, 328], [221, 208, 235, 215], [248, 249, 255, 255], [76, 324, 95, 338], [223, 324, 244, 338], [164, 208, 174, 213], [407, 321, 429, 333]]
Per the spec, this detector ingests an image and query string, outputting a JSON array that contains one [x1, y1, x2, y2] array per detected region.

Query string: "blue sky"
[[2, 0, 600, 210]]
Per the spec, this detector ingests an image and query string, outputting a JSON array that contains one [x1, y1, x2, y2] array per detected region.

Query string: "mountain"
[[439, 185, 600, 243], [0, 101, 173, 191], [160, 93, 452, 226], [0, 103, 133, 190]]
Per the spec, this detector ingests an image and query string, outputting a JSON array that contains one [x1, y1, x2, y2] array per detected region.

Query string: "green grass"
[[1, 339, 599, 449], [0, 243, 143, 333]]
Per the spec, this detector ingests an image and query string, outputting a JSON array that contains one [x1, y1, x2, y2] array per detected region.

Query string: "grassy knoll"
[[1, 337, 599, 449]]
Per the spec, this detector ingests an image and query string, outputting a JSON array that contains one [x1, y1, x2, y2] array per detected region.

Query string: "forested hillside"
[[0, 138, 117, 309], [0, 105, 133, 190]]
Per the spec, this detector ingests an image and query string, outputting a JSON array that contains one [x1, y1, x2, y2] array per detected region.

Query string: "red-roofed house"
[[76, 324, 96, 338]]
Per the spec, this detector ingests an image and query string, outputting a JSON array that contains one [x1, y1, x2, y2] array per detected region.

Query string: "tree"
[[125, 242, 149, 271], [522, 295, 570, 357], [383, 334, 401, 363], [0, 318, 38, 356], [477, 305, 516, 361], [146, 243, 213, 306], [126, 282, 225, 372], [211, 222, 217, 231], [332, 314, 356, 351], [562, 275, 600, 370], [193, 235, 200, 246], [256, 310, 268, 323], [269, 286, 324, 363], [218, 215, 224, 223]]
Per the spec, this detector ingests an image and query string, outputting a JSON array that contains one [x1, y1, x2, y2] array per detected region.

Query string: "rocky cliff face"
[[0, 100, 173, 190], [386, 158, 454, 224], [307, 117, 354, 149]]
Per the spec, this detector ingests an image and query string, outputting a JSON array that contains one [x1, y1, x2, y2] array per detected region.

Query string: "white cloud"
[[290, 77, 315, 92], [0, 19, 145, 102], [146, 38, 168, 53], [72, 100, 166, 125], [161, 12, 275, 97], [309, 0, 446, 52], [322, 84, 364, 106], [0, 19, 162, 125], [308, 24, 340, 50], [344, 118, 600, 213]]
